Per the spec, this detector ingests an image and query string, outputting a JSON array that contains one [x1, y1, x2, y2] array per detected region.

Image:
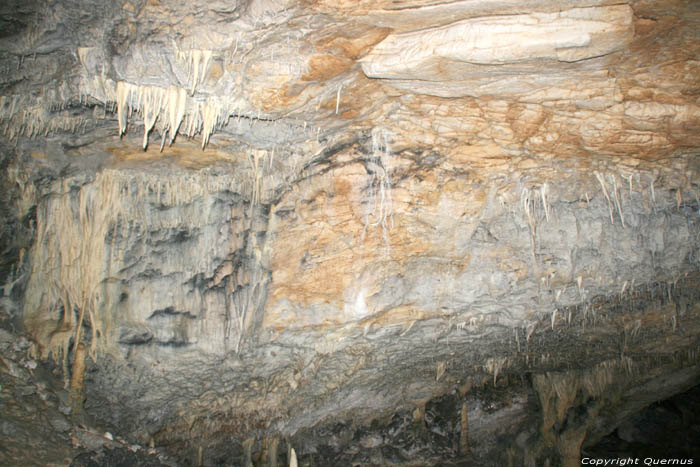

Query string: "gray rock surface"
[[1, 0, 699, 465]]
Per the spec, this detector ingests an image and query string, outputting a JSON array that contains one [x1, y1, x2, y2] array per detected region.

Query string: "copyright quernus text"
[[582, 458, 694, 466]]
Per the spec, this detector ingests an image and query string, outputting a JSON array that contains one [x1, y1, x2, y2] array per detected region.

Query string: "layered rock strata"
[[0, 0, 699, 465]]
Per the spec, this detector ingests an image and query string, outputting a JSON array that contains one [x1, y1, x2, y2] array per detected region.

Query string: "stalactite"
[[176, 48, 213, 95], [362, 127, 394, 247], [242, 437, 254, 467], [460, 401, 469, 455], [289, 447, 297, 467], [201, 99, 222, 149], [117, 81, 133, 136], [609, 173, 626, 227], [594, 171, 615, 224], [485, 357, 507, 385], [267, 437, 279, 467], [141, 85, 166, 149], [113, 80, 231, 149], [23, 168, 242, 365], [69, 342, 86, 414], [167, 85, 187, 144], [533, 358, 637, 466]]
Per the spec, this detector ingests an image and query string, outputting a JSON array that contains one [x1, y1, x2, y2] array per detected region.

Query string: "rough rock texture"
[[0, 312, 175, 467], [1, 0, 700, 465]]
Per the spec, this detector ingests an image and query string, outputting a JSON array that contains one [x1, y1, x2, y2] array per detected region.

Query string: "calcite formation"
[[0, 0, 699, 465]]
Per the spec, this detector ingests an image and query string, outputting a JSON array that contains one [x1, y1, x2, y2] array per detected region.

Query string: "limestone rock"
[[0, 0, 699, 465]]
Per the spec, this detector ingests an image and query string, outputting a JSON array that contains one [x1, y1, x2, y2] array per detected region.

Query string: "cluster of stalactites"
[[0, 95, 88, 140], [1, 47, 251, 149], [23, 167, 243, 366], [116, 81, 227, 150], [114, 48, 219, 150], [175, 49, 213, 95]]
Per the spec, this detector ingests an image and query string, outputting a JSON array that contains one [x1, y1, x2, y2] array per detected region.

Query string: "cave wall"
[[1, 0, 699, 465]]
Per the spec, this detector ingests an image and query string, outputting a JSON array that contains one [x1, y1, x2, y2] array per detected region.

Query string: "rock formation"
[[1, 0, 699, 465]]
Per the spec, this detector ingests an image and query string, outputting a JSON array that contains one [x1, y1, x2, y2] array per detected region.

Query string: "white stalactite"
[[167, 85, 187, 144], [176, 49, 213, 95], [114, 80, 229, 149]]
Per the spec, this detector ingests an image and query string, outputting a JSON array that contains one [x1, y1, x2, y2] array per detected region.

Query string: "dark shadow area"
[[583, 384, 700, 463]]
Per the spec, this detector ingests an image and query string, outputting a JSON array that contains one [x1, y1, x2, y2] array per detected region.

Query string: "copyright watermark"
[[581, 458, 694, 466]]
